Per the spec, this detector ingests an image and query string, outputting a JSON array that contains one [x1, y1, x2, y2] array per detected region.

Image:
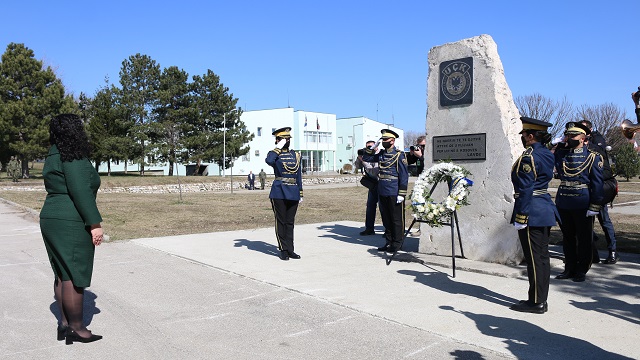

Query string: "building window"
[[257, 127, 262, 136], [255, 150, 260, 157], [242, 151, 250, 162], [337, 136, 343, 144]]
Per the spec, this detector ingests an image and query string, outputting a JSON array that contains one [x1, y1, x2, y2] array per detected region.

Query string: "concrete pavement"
[[0, 199, 638, 360]]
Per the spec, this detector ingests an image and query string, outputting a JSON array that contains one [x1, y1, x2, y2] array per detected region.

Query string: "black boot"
[[603, 250, 619, 264]]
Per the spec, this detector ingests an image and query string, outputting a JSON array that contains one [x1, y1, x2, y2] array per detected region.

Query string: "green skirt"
[[40, 218, 95, 288]]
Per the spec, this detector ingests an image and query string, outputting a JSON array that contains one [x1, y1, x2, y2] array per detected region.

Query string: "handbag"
[[359, 175, 377, 190], [602, 177, 618, 204]]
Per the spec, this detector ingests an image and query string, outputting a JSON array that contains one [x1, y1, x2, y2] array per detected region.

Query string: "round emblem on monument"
[[441, 61, 472, 102]]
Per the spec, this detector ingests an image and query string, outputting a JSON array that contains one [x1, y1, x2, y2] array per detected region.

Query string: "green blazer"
[[40, 145, 102, 225]]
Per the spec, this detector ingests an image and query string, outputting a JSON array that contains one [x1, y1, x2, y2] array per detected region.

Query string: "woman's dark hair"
[[49, 114, 91, 162], [523, 129, 552, 145]]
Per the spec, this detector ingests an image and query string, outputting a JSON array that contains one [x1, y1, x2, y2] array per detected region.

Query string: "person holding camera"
[[407, 135, 426, 235], [266, 127, 303, 261], [554, 122, 605, 282], [407, 135, 427, 176], [580, 120, 619, 264], [359, 141, 382, 236]]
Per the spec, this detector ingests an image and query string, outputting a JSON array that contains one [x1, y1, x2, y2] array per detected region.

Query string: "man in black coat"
[[581, 120, 618, 264]]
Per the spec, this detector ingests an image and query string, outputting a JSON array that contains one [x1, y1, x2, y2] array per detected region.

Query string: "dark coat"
[[510, 142, 559, 227]]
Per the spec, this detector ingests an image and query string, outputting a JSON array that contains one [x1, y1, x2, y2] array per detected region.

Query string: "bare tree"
[[575, 103, 628, 149], [515, 93, 574, 138], [404, 130, 425, 148]]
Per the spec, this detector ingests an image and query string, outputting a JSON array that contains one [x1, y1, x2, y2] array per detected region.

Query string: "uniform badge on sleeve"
[[522, 164, 532, 173], [598, 161, 603, 169], [402, 158, 408, 165]]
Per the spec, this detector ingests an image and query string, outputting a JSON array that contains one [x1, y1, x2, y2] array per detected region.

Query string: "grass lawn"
[[2, 173, 639, 253]]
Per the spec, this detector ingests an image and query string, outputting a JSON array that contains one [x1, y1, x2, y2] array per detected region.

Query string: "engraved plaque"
[[432, 133, 486, 161]]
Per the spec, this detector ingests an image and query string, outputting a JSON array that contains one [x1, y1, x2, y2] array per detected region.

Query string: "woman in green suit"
[[40, 114, 103, 344]]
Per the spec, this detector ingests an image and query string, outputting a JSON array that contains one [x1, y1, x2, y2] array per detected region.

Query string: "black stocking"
[[60, 280, 92, 337], [53, 277, 67, 326]]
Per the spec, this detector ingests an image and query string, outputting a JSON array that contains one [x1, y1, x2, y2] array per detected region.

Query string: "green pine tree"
[[0, 43, 76, 178]]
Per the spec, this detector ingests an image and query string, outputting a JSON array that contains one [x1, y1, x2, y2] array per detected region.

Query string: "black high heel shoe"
[[65, 328, 103, 345], [57, 324, 68, 341]]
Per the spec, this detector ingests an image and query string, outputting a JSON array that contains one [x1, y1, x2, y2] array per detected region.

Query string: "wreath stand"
[[387, 180, 465, 278]]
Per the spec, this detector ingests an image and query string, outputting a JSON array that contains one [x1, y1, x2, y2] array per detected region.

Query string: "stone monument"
[[419, 34, 524, 265]]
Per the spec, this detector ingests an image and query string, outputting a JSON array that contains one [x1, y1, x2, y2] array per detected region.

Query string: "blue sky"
[[2, 1, 638, 132]]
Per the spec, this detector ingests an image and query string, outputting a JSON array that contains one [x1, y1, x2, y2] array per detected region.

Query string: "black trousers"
[[558, 208, 594, 274], [270, 198, 299, 253], [378, 196, 405, 249], [518, 226, 551, 304]]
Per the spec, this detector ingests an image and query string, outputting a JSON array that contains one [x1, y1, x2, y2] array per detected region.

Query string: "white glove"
[[276, 139, 287, 149], [586, 210, 599, 217], [299, 197, 303, 203], [514, 223, 527, 230], [551, 137, 564, 145], [396, 196, 404, 204], [370, 139, 381, 150]]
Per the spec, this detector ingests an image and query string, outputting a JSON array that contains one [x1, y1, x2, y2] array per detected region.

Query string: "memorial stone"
[[420, 34, 524, 264]]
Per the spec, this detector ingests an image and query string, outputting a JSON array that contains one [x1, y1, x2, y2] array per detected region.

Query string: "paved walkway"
[[0, 199, 638, 360]]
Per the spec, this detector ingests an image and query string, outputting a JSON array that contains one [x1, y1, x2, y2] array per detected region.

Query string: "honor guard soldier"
[[509, 117, 559, 314], [554, 122, 604, 282], [266, 127, 303, 261], [362, 129, 409, 253]]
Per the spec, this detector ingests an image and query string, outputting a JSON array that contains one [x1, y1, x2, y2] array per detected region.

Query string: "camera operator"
[[359, 141, 382, 236], [407, 135, 426, 236], [407, 135, 427, 176]]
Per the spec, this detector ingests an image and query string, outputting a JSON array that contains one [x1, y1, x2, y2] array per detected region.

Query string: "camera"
[[410, 145, 423, 151], [634, 86, 640, 100], [357, 149, 364, 156]]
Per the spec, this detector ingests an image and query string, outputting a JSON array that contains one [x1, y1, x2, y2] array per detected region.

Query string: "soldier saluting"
[[362, 129, 409, 253], [266, 127, 303, 261], [554, 122, 604, 283]]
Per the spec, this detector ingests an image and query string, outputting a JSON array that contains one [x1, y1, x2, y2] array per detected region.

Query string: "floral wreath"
[[410, 162, 473, 227]]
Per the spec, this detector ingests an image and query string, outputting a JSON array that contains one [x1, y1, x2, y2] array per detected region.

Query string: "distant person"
[[40, 114, 103, 344], [362, 129, 409, 253], [406, 135, 427, 236], [581, 120, 619, 264], [247, 170, 256, 190], [509, 117, 559, 314], [258, 169, 267, 190], [359, 141, 381, 236], [554, 122, 604, 283], [266, 127, 303, 261], [8, 156, 20, 182]]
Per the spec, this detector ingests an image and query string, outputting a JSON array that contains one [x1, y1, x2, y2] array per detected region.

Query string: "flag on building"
[[304, 115, 307, 128], [316, 117, 320, 130]]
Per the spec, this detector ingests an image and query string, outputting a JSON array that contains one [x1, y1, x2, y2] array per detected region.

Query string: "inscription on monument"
[[432, 133, 486, 161], [439, 57, 473, 106]]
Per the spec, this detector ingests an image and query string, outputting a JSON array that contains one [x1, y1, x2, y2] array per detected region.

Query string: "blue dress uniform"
[[362, 129, 409, 252], [266, 127, 303, 261], [554, 123, 604, 282], [509, 117, 559, 314]]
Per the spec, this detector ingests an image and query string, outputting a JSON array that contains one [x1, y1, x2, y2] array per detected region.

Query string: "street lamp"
[[223, 108, 238, 178]]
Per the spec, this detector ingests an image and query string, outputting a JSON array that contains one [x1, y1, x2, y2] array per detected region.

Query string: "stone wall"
[[0, 176, 359, 194]]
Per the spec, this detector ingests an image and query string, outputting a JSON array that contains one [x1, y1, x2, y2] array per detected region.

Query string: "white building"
[[96, 108, 403, 176], [334, 116, 404, 172]]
